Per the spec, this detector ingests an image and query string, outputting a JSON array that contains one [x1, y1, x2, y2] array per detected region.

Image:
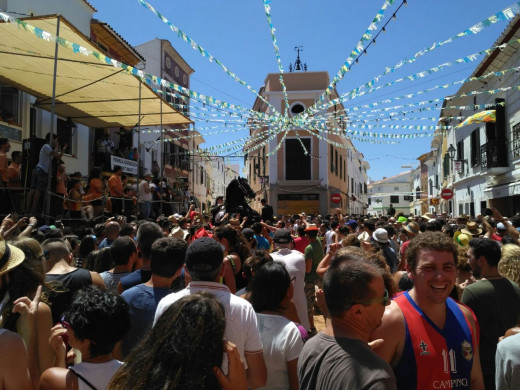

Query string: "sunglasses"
[[345, 289, 390, 310]]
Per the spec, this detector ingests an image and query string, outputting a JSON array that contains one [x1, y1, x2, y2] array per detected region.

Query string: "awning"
[[0, 15, 191, 128]]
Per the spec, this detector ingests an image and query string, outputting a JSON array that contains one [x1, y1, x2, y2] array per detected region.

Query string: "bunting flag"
[[137, 0, 281, 117], [309, 0, 397, 107], [1, 2, 518, 156], [455, 110, 496, 128]]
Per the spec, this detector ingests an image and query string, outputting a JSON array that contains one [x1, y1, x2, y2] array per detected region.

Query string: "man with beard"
[[462, 238, 520, 390]]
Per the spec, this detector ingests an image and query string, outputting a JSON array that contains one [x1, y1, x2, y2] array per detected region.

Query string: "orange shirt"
[[108, 174, 124, 197], [68, 188, 82, 211], [89, 178, 103, 201], [56, 172, 67, 195]]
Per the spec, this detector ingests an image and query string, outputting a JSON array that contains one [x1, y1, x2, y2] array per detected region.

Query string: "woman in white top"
[[40, 286, 130, 390], [249, 262, 304, 390]]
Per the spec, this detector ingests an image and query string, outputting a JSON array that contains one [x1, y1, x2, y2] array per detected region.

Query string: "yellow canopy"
[[0, 15, 191, 128]]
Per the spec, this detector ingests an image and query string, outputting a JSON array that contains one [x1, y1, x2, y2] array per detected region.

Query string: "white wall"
[[6, 0, 94, 36]]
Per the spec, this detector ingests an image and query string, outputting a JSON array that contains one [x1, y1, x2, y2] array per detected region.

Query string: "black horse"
[[224, 177, 260, 226]]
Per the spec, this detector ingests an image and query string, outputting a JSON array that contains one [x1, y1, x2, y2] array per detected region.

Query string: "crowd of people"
[[0, 133, 191, 222], [0, 191, 519, 389]]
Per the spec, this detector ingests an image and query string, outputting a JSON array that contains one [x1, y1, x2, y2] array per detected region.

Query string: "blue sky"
[[88, 0, 517, 180]]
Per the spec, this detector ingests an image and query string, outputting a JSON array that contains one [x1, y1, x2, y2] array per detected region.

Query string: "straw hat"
[[421, 213, 435, 222], [460, 221, 482, 237], [0, 237, 26, 277], [403, 222, 421, 236], [305, 223, 319, 231], [453, 231, 471, 247], [170, 226, 189, 240]]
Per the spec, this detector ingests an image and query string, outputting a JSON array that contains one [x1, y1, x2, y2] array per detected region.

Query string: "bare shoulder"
[[457, 302, 478, 330], [38, 301, 52, 315], [370, 300, 406, 365], [90, 271, 106, 288], [0, 330, 26, 356], [40, 367, 76, 390]]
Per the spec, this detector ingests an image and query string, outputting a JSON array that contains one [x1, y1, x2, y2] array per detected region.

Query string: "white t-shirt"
[[36, 143, 53, 173], [138, 180, 152, 202], [325, 229, 336, 249], [154, 281, 263, 370], [270, 248, 310, 331], [71, 360, 122, 390], [256, 313, 304, 390]]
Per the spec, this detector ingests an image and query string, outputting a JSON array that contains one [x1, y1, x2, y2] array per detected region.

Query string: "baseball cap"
[[273, 229, 292, 243], [346, 219, 357, 229], [397, 216, 408, 223], [241, 228, 255, 241], [185, 237, 223, 272]]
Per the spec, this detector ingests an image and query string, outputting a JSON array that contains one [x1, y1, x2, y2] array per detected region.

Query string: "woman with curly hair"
[[1, 237, 54, 373], [213, 225, 251, 293], [499, 243, 520, 285], [108, 292, 246, 390], [40, 286, 130, 390]]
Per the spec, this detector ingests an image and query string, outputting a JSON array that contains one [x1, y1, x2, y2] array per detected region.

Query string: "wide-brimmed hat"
[[403, 222, 421, 236], [461, 221, 482, 236], [305, 223, 319, 232], [229, 218, 241, 228], [421, 213, 435, 221], [372, 228, 389, 244], [170, 226, 189, 240], [0, 237, 26, 277], [453, 231, 471, 247]]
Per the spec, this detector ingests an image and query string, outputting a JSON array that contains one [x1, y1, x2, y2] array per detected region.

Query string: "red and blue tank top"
[[393, 291, 475, 390]]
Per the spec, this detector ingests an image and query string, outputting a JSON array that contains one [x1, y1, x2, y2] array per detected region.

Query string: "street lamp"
[[448, 143, 468, 174], [447, 144, 456, 161]]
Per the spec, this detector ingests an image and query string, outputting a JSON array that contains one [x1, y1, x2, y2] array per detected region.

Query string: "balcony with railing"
[[481, 137, 509, 174], [512, 135, 520, 160]]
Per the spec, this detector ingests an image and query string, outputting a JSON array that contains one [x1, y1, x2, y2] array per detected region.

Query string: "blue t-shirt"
[[121, 284, 171, 357], [98, 238, 113, 249], [255, 235, 271, 251], [120, 269, 152, 291]]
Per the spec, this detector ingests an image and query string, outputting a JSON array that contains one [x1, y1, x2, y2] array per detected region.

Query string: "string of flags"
[[0, 0, 517, 156]]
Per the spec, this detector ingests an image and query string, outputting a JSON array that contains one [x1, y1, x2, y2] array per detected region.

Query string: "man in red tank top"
[[370, 232, 485, 390]]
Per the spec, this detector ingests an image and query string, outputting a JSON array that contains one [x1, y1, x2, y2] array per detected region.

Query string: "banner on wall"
[[111, 156, 138, 175]]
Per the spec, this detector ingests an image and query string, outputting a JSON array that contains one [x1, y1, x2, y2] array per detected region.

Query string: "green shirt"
[[304, 240, 323, 283]]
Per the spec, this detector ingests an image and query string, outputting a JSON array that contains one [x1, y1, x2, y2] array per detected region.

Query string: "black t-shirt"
[[46, 268, 92, 323]]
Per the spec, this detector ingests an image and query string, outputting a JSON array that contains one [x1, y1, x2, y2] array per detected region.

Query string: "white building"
[[346, 141, 369, 215], [367, 170, 413, 217], [439, 15, 520, 217], [0, 0, 190, 217]]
